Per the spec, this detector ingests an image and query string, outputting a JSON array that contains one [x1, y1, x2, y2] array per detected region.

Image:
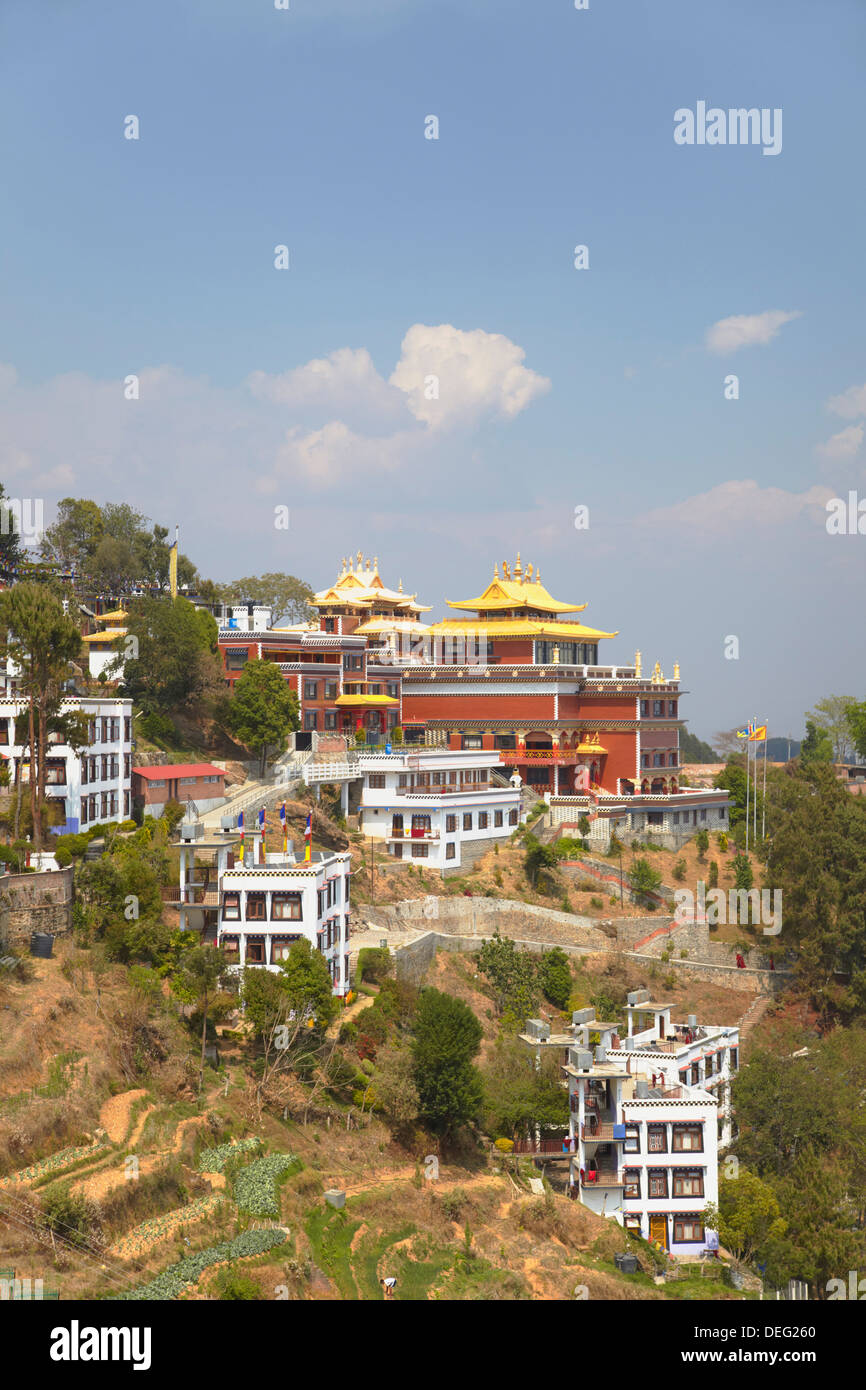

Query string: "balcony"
[[581, 1161, 623, 1188], [510, 1138, 573, 1156], [387, 829, 440, 841]]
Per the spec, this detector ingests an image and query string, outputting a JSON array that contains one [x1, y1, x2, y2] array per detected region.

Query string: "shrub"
[[590, 896, 604, 909], [493, 1137, 514, 1153], [707, 860, 719, 888], [210, 1268, 264, 1300], [672, 859, 687, 882], [389, 726, 404, 745], [139, 710, 176, 743], [356, 946, 392, 984], [161, 799, 185, 834], [695, 829, 709, 860]]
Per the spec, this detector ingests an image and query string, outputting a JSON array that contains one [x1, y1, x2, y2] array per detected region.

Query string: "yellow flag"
[[748, 725, 767, 742]]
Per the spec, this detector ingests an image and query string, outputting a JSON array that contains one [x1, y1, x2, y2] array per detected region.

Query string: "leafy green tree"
[[0, 483, 25, 574], [805, 696, 858, 764], [523, 832, 558, 889], [628, 857, 662, 905], [225, 659, 300, 773], [539, 947, 572, 1010], [766, 1153, 866, 1297], [848, 700, 866, 762], [0, 583, 82, 845], [372, 1045, 421, 1128], [44, 497, 105, 574], [733, 853, 753, 891], [703, 1170, 786, 1267], [482, 1035, 568, 1140], [800, 719, 834, 765], [411, 988, 483, 1138], [122, 597, 221, 712], [672, 858, 687, 882], [707, 860, 719, 888], [695, 828, 709, 860], [764, 763, 866, 1019], [477, 932, 538, 1027], [679, 728, 718, 762], [41, 1185, 99, 1249], [714, 756, 763, 832], [215, 573, 314, 625], [172, 945, 226, 1093], [279, 937, 338, 1031]]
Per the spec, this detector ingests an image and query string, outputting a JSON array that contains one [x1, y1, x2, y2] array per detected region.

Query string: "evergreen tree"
[[411, 988, 483, 1137]]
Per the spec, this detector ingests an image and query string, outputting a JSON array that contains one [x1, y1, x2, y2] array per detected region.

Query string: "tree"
[[679, 728, 718, 763], [800, 719, 834, 766], [372, 1045, 421, 1128], [0, 483, 25, 576], [411, 988, 483, 1138], [0, 583, 82, 846], [764, 763, 866, 1019], [225, 659, 300, 774], [703, 1169, 786, 1267], [477, 932, 538, 1027], [628, 857, 662, 906], [44, 497, 104, 574], [216, 573, 315, 625], [523, 832, 558, 889], [707, 860, 719, 889], [733, 853, 753, 891], [172, 946, 226, 1093], [805, 696, 858, 764], [695, 828, 709, 860], [121, 597, 221, 712], [714, 756, 763, 833], [279, 937, 338, 1031], [482, 1035, 568, 1140], [848, 700, 866, 762], [539, 947, 572, 1010]]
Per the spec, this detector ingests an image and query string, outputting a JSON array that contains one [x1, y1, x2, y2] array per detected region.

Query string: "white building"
[[522, 991, 739, 1256], [0, 695, 134, 833], [215, 833, 352, 996], [356, 748, 523, 872]]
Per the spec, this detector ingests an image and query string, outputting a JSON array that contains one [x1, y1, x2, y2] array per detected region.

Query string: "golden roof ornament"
[[526, 561, 533, 581], [535, 565, 541, 583], [502, 560, 510, 579], [651, 660, 662, 684], [634, 650, 642, 677], [673, 661, 680, 681], [514, 552, 523, 580], [552, 643, 560, 664], [493, 562, 499, 579]]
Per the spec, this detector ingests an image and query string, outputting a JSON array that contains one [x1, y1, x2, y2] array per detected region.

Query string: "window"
[[245, 893, 266, 921], [526, 767, 550, 785], [652, 700, 663, 717], [640, 701, 649, 718], [325, 681, 338, 700], [304, 681, 319, 700], [271, 892, 302, 921], [124, 717, 131, 741], [461, 734, 483, 750], [673, 1169, 704, 1198], [225, 648, 249, 671], [343, 654, 363, 671], [673, 1215, 704, 1244], [271, 936, 300, 962], [463, 813, 472, 831], [124, 754, 131, 778], [446, 843, 455, 860], [647, 1124, 667, 1153], [648, 1169, 668, 1198], [729, 1048, 738, 1072], [304, 711, 318, 731], [446, 814, 457, 833], [648, 811, 663, 825], [494, 734, 516, 750], [623, 1169, 641, 1199], [508, 809, 518, 826], [494, 810, 503, 828], [673, 812, 679, 825], [222, 892, 240, 921], [718, 807, 726, 820], [624, 1124, 640, 1154], [668, 701, 677, 717], [368, 773, 386, 789], [699, 809, 707, 822], [478, 812, 488, 829], [624, 1215, 642, 1233], [672, 1124, 703, 1153], [398, 773, 409, 788], [245, 940, 265, 964], [387, 682, 399, 699], [124, 790, 130, 817], [411, 843, 428, 858]]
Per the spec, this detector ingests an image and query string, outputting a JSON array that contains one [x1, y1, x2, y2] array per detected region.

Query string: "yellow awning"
[[334, 694, 400, 707]]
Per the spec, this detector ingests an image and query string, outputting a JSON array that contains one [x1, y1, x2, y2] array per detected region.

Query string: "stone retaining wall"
[[392, 929, 599, 985], [362, 897, 611, 951], [0, 867, 74, 946]]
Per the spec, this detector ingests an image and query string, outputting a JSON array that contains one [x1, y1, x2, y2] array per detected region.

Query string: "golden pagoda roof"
[[354, 618, 431, 636], [94, 608, 129, 623], [314, 554, 431, 613], [427, 619, 618, 641], [334, 693, 400, 707], [81, 628, 127, 643], [446, 555, 586, 615]]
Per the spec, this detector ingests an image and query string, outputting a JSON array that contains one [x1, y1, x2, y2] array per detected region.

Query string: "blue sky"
[[1, 0, 865, 741]]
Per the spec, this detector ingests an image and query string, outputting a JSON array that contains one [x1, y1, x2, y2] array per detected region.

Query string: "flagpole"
[[745, 729, 750, 855], [761, 722, 768, 841], [753, 716, 758, 846]]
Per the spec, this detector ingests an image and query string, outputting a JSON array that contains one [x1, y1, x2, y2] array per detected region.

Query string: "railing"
[[510, 1138, 573, 1156]]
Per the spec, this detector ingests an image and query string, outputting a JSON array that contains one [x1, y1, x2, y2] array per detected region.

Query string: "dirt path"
[[99, 1089, 148, 1144], [327, 993, 376, 1038]]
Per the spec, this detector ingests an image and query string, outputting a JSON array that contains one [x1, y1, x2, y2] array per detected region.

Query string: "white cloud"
[[827, 382, 866, 419], [704, 310, 802, 355], [247, 347, 404, 426], [389, 323, 551, 429], [637, 479, 832, 533], [816, 425, 863, 460]]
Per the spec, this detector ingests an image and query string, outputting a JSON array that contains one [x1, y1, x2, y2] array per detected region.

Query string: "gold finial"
[[526, 561, 533, 581], [502, 560, 510, 579], [514, 551, 523, 579], [356, 549, 362, 569], [552, 643, 560, 664], [398, 577, 403, 593], [635, 650, 642, 677], [535, 565, 541, 583], [652, 660, 662, 684], [673, 661, 680, 681], [493, 562, 499, 579], [373, 556, 379, 574]]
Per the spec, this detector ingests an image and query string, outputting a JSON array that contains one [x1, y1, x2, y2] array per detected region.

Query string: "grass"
[[355, 1223, 415, 1299], [304, 1206, 361, 1300]]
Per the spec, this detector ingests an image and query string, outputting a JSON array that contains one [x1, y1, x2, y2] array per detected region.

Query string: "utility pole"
[[370, 835, 375, 907]]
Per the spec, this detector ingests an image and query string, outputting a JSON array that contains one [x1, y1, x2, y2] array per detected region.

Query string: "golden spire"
[[356, 549, 362, 570], [635, 649, 642, 677], [502, 560, 510, 579], [514, 551, 523, 580], [535, 565, 541, 583], [673, 661, 680, 681], [373, 556, 379, 574], [493, 562, 499, 579], [398, 577, 403, 593], [526, 561, 533, 581]]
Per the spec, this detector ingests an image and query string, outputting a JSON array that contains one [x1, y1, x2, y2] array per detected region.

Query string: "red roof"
[[132, 764, 225, 780]]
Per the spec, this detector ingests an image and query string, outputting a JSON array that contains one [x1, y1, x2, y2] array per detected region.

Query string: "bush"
[[707, 861, 719, 889], [493, 1137, 514, 1153], [139, 710, 176, 743], [389, 726, 404, 745], [590, 896, 604, 909], [210, 1267, 264, 1300], [354, 729, 367, 746], [161, 799, 185, 834], [672, 859, 687, 882], [356, 946, 392, 984]]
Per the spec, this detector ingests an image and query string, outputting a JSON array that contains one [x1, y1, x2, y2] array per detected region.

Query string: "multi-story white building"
[[0, 695, 134, 833], [356, 748, 524, 872], [522, 990, 739, 1256], [215, 833, 352, 996]]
